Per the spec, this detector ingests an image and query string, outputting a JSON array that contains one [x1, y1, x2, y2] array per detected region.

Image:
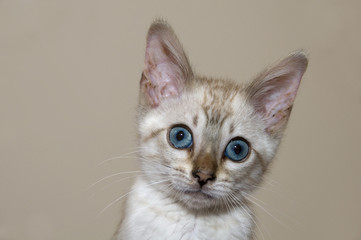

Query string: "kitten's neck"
[[116, 177, 254, 240]]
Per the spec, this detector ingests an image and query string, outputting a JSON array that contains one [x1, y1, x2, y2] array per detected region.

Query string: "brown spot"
[[202, 106, 210, 125], [161, 44, 171, 58], [140, 71, 160, 107], [254, 150, 267, 173], [193, 114, 198, 127], [209, 112, 220, 125], [186, 146, 195, 159], [219, 113, 230, 129], [229, 122, 235, 134], [266, 106, 292, 136], [202, 91, 208, 105], [229, 92, 237, 103], [142, 128, 165, 142], [174, 167, 186, 174]]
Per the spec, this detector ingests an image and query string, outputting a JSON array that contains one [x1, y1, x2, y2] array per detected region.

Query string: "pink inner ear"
[[143, 60, 182, 107], [154, 63, 182, 97], [142, 33, 187, 107], [254, 69, 303, 133], [247, 52, 308, 133], [264, 87, 297, 128]]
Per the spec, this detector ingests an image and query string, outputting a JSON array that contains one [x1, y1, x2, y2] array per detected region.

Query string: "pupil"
[[176, 131, 185, 141], [233, 144, 242, 154]]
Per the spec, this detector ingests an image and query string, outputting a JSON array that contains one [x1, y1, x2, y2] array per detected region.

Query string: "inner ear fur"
[[245, 51, 308, 136], [140, 20, 193, 108]]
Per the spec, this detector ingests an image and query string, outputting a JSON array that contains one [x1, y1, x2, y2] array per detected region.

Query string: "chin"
[[171, 188, 221, 211]]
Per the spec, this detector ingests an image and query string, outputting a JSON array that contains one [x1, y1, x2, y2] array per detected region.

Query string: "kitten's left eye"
[[169, 125, 193, 149], [224, 138, 250, 162]]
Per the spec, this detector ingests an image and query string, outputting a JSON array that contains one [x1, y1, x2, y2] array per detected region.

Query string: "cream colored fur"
[[113, 20, 307, 240]]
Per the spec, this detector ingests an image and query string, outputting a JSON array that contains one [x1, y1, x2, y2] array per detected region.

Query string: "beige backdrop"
[[1, 1, 360, 240]]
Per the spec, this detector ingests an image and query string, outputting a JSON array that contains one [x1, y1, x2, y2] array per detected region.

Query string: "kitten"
[[113, 20, 308, 240]]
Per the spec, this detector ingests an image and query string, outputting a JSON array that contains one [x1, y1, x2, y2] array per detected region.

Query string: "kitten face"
[[138, 78, 277, 210], [137, 20, 307, 211]]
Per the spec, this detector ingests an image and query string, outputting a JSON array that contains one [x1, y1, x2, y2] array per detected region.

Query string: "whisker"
[[243, 191, 268, 206], [225, 194, 237, 214], [228, 192, 266, 240], [97, 179, 169, 217], [251, 184, 280, 194], [97, 149, 144, 166], [249, 184, 304, 228], [122, 182, 175, 233], [221, 195, 232, 215], [87, 170, 158, 191], [141, 160, 172, 170], [262, 175, 281, 187], [139, 157, 173, 170], [242, 191, 292, 230], [88, 174, 140, 199]]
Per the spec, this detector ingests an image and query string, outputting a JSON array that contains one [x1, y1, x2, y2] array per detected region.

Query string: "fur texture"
[[114, 20, 308, 240]]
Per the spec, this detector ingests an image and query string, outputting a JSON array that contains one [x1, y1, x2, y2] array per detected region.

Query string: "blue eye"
[[169, 125, 193, 149], [224, 138, 250, 162]]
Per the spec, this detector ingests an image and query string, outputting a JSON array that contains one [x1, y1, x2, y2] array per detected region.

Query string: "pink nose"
[[192, 170, 215, 187]]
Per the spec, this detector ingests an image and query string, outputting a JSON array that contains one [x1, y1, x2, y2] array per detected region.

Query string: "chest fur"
[[114, 178, 253, 240]]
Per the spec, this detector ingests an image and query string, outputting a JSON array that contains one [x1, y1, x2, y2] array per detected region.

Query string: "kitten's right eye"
[[169, 125, 193, 149]]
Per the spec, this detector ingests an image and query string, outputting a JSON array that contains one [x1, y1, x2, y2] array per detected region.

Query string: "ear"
[[140, 20, 193, 107], [245, 51, 308, 136]]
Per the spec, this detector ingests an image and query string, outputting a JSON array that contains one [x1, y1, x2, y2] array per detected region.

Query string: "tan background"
[[1, 1, 361, 239]]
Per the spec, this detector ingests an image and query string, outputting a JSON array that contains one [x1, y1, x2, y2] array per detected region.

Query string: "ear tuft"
[[140, 20, 193, 107], [245, 51, 308, 136]]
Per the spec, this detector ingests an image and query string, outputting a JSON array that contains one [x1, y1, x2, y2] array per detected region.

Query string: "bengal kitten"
[[113, 20, 308, 240]]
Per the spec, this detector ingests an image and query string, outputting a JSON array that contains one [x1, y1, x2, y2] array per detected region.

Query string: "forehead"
[[141, 77, 256, 140], [182, 80, 258, 154], [186, 78, 248, 125]]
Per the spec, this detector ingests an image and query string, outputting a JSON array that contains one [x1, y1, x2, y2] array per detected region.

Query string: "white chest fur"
[[114, 177, 253, 240]]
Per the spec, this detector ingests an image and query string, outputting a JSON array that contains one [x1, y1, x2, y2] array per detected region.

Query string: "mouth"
[[184, 189, 214, 199], [169, 181, 219, 208]]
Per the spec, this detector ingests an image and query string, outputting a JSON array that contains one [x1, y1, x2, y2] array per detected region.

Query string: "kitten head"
[[137, 20, 307, 211]]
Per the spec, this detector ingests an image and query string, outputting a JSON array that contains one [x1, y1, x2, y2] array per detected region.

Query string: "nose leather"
[[192, 150, 217, 187], [192, 170, 215, 187]]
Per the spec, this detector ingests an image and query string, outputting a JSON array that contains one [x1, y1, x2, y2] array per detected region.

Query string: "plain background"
[[1, 1, 360, 239]]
